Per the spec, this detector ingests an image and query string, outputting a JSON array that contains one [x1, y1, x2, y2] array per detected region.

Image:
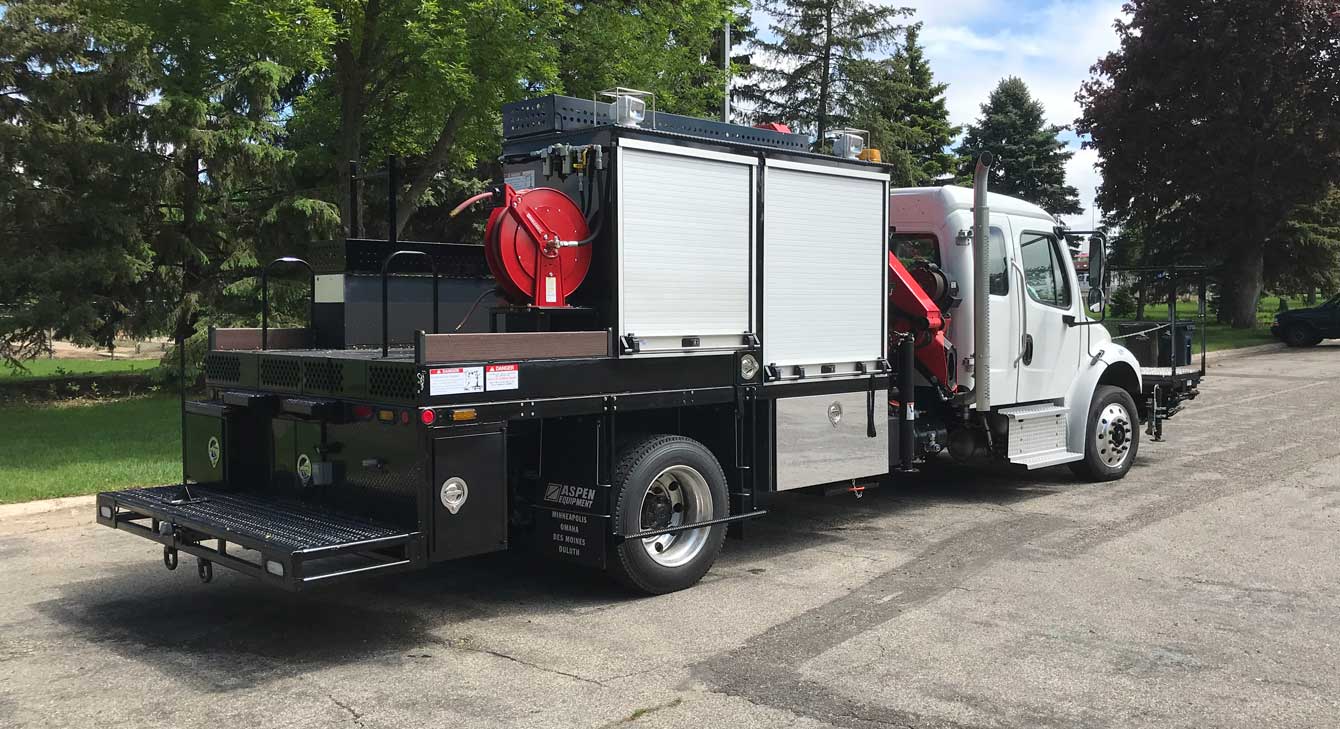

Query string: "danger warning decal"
[[429, 366, 483, 396], [485, 363, 519, 391]]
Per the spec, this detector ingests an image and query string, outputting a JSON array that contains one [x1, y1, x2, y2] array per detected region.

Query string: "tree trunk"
[[1135, 282, 1146, 320], [815, 4, 833, 149], [1225, 244, 1265, 328], [394, 104, 468, 237], [335, 0, 382, 239]]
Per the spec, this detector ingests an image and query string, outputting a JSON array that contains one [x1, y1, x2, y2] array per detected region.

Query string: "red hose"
[[449, 191, 494, 218]]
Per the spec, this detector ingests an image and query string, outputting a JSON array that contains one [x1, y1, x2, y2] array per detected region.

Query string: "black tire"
[[1282, 322, 1321, 348], [1069, 385, 1141, 482], [608, 435, 729, 595]]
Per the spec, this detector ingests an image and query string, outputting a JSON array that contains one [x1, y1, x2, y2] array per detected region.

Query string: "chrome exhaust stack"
[[972, 153, 994, 412]]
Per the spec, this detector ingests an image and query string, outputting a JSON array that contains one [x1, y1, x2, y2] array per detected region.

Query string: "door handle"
[[1010, 259, 1029, 366]]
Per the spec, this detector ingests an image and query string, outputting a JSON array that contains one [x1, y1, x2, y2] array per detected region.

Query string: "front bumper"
[[96, 485, 424, 590]]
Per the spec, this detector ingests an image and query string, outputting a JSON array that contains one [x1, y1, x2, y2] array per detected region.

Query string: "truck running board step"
[[1000, 403, 1080, 468], [1009, 448, 1084, 470], [96, 485, 423, 590]]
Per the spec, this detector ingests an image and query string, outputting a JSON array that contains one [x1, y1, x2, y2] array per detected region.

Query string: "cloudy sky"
[[752, 0, 1128, 227]]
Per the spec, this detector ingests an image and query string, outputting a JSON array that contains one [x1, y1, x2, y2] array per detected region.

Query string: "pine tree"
[[956, 77, 1082, 215], [1267, 186, 1340, 298], [742, 0, 911, 148], [847, 58, 919, 185], [894, 26, 958, 183]]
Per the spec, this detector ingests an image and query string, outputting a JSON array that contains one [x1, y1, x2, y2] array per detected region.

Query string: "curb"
[[0, 494, 96, 519]]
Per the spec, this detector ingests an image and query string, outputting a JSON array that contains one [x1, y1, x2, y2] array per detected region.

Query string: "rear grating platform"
[[110, 485, 403, 552]]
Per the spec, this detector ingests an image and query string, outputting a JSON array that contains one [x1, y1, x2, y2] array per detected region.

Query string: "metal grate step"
[[110, 485, 404, 552], [1000, 403, 1071, 462]]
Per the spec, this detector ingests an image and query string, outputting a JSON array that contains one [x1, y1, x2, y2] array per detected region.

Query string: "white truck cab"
[[889, 183, 1145, 479]]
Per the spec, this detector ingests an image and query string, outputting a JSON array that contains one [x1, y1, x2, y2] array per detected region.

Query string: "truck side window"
[[889, 233, 940, 266], [989, 227, 1008, 296], [1019, 232, 1071, 308]]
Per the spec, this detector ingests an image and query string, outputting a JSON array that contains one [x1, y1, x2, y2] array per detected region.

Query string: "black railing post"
[[348, 159, 361, 238], [261, 257, 315, 350], [387, 155, 398, 246], [380, 249, 440, 357]]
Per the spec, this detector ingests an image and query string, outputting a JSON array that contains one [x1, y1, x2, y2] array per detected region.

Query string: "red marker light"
[[420, 409, 436, 425], [351, 405, 373, 419], [400, 411, 410, 425]]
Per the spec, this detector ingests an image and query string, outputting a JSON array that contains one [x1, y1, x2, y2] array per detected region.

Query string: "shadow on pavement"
[[35, 458, 1071, 692]]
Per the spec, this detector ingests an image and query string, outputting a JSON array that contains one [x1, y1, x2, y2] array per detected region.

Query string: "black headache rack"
[[96, 485, 424, 590], [1104, 264, 1209, 441]]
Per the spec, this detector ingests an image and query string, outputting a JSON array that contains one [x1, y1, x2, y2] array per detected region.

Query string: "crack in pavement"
[[695, 513, 1076, 729], [425, 635, 607, 687], [329, 694, 365, 727]]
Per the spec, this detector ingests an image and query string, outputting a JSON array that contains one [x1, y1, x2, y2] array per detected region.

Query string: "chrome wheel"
[[1095, 402, 1134, 468], [639, 465, 713, 568]]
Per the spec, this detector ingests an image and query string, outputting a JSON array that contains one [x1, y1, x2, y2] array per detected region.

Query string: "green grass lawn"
[[0, 396, 180, 504], [2, 358, 159, 381], [1101, 296, 1304, 352]]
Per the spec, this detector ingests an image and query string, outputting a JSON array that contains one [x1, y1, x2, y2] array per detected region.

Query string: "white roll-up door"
[[617, 139, 755, 355], [763, 161, 888, 376]]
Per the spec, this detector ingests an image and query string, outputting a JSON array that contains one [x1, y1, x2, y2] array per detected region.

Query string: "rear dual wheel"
[[609, 435, 729, 595]]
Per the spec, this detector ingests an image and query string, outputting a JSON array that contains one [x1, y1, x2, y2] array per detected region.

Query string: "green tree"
[[742, 0, 911, 148], [848, 25, 959, 186], [891, 25, 958, 183], [0, 0, 159, 364], [1077, 0, 1340, 328], [0, 0, 339, 367], [287, 0, 561, 240], [558, 0, 736, 118], [1267, 186, 1340, 299], [956, 77, 1081, 215], [847, 57, 919, 185]]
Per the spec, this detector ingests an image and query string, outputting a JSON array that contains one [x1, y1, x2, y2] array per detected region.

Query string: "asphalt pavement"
[[1, 343, 1337, 728]]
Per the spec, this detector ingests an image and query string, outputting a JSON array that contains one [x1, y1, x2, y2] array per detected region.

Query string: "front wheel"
[[608, 435, 729, 595], [1282, 322, 1321, 348], [1069, 385, 1140, 482]]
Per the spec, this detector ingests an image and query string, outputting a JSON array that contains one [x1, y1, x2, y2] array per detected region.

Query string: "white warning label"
[[429, 366, 483, 396], [504, 169, 535, 191], [486, 363, 519, 391]]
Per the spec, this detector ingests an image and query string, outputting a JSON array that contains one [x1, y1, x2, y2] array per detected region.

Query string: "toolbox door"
[[184, 410, 227, 485], [431, 427, 508, 561]]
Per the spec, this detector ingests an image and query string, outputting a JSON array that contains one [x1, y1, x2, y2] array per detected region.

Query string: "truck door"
[[985, 220, 1020, 404], [1014, 228, 1084, 402]]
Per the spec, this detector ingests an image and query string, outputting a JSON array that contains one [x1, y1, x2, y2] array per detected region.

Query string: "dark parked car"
[[1272, 294, 1340, 347]]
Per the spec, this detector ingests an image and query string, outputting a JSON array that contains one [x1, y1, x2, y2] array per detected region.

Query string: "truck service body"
[[95, 93, 1203, 593]]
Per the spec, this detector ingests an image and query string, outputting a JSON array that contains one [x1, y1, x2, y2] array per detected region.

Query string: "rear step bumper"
[[96, 485, 424, 590]]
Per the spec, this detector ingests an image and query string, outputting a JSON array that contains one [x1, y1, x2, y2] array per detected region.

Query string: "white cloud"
[[904, 0, 1126, 222], [1063, 146, 1103, 229]]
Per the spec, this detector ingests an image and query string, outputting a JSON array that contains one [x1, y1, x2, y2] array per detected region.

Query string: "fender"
[[1064, 327, 1142, 454]]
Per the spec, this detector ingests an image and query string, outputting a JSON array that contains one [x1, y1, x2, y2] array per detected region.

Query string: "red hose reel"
[[459, 184, 592, 307]]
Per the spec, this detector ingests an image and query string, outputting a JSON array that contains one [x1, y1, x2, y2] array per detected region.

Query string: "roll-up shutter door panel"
[[763, 166, 887, 369], [619, 146, 753, 350]]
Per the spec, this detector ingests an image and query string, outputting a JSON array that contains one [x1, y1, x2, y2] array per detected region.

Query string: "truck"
[[94, 91, 1203, 593]]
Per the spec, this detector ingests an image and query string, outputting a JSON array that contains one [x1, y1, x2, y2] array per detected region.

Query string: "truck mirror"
[[1087, 287, 1106, 314], [1088, 236, 1106, 285]]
